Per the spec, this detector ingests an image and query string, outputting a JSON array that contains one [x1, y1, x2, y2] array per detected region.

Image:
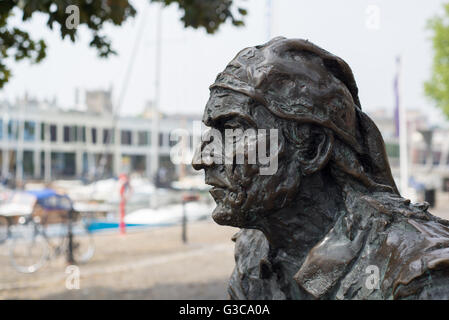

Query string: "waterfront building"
[[0, 91, 200, 184]]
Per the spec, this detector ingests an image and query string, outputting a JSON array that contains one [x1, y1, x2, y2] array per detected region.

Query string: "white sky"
[[0, 0, 448, 124]]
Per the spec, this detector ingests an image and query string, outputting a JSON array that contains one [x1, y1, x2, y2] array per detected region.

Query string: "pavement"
[[0, 219, 238, 299]]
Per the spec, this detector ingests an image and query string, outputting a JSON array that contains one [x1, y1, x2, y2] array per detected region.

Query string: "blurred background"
[[0, 0, 449, 299]]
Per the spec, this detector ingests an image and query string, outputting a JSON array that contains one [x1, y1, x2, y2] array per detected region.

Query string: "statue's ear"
[[299, 127, 334, 175]]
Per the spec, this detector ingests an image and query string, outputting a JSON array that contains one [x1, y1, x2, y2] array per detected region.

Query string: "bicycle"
[[1, 210, 95, 273], [7, 214, 49, 273]]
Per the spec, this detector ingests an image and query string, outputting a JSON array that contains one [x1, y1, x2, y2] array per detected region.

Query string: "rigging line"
[[95, 3, 150, 180]]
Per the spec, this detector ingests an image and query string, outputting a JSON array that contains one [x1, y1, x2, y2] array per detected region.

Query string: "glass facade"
[[24, 121, 36, 141], [50, 124, 57, 142], [8, 120, 19, 140], [138, 131, 148, 146], [0, 116, 182, 149], [159, 133, 164, 147], [40, 123, 45, 141], [91, 128, 97, 144], [78, 126, 86, 143], [103, 128, 114, 144], [0, 112, 197, 181], [62, 125, 78, 143], [121, 130, 132, 145]]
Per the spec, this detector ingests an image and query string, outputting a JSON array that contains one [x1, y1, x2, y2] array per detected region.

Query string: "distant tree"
[[0, 0, 247, 89], [425, 2, 449, 118]]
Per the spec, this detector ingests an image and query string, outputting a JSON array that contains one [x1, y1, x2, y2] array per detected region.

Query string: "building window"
[[24, 121, 36, 141], [159, 133, 164, 147], [23, 151, 34, 176], [40, 123, 45, 141], [51, 152, 75, 177], [64, 125, 77, 143], [137, 131, 148, 146], [64, 126, 70, 142], [121, 130, 132, 145], [8, 120, 19, 140], [433, 151, 442, 166], [103, 128, 114, 144], [72, 125, 77, 142], [78, 126, 86, 143], [50, 124, 57, 142], [91, 128, 97, 144]]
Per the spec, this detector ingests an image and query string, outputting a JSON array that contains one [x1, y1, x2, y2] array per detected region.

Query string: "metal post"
[[181, 194, 199, 243], [119, 174, 127, 235], [16, 103, 24, 187], [397, 56, 409, 197], [119, 189, 126, 235], [67, 209, 75, 264], [151, 4, 163, 179], [2, 109, 9, 179], [182, 199, 187, 243], [44, 124, 51, 183]]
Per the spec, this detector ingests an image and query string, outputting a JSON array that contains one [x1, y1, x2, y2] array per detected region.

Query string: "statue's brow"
[[211, 114, 257, 130]]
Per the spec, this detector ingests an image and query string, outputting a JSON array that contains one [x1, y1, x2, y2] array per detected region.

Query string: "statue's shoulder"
[[296, 192, 449, 300], [345, 191, 449, 298], [383, 215, 449, 299]]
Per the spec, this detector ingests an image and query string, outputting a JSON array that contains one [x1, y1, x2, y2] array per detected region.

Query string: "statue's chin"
[[211, 203, 241, 227]]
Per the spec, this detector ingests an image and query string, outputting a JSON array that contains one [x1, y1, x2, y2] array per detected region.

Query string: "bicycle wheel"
[[72, 222, 95, 264], [48, 218, 95, 264], [0, 216, 8, 245], [9, 218, 49, 273]]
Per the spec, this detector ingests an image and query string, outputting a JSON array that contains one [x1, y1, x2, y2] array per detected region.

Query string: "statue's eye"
[[217, 115, 255, 132], [224, 123, 238, 130], [223, 119, 241, 130]]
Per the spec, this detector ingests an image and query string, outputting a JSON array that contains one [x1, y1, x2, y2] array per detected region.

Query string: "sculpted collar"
[[291, 187, 449, 299]]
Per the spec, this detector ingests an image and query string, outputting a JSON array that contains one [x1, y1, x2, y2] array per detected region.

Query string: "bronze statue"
[[192, 37, 449, 299]]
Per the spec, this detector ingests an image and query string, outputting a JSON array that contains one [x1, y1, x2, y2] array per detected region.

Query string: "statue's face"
[[192, 88, 302, 228]]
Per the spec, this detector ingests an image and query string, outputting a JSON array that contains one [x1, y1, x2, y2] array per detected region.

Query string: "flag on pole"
[[395, 55, 409, 197], [394, 56, 401, 138]]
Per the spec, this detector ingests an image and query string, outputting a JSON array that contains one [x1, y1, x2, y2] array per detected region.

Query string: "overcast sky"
[[0, 0, 448, 124]]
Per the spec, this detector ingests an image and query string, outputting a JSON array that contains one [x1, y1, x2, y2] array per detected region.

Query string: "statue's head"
[[193, 37, 398, 229]]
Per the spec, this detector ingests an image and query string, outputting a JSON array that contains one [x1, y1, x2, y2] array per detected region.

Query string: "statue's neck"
[[255, 172, 344, 259]]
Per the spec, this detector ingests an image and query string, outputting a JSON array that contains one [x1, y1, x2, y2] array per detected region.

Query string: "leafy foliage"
[[0, 0, 246, 89], [155, 0, 247, 33], [425, 2, 449, 118]]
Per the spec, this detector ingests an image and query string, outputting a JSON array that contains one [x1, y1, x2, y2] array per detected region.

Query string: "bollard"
[[66, 209, 75, 264], [182, 200, 187, 243], [181, 194, 199, 244], [118, 174, 129, 236]]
